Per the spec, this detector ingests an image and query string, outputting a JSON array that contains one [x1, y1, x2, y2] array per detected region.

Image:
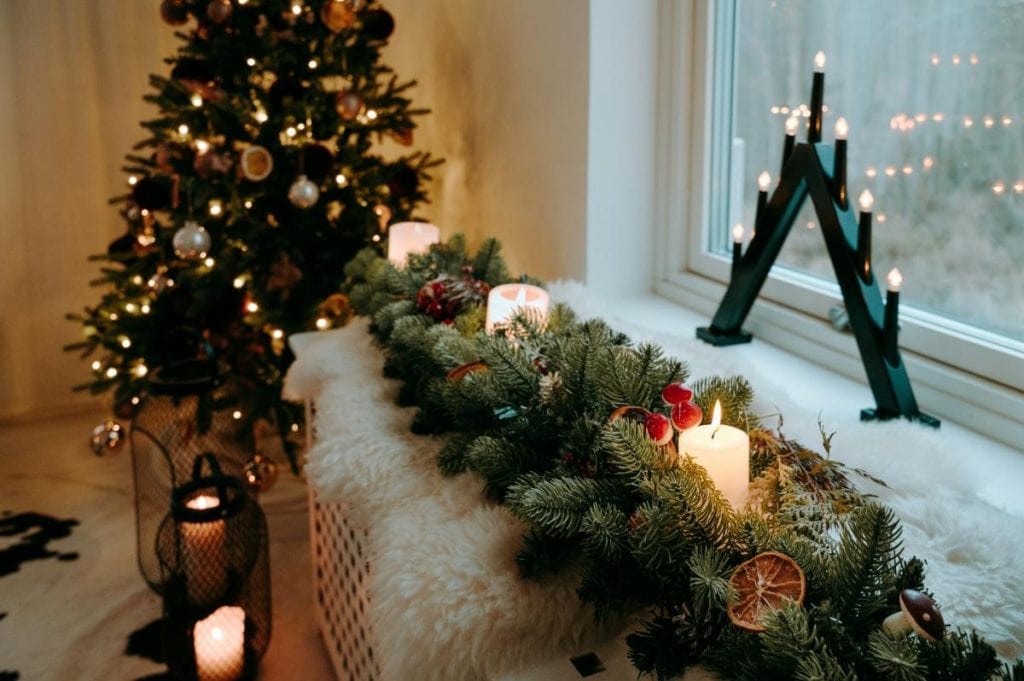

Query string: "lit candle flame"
[[732, 223, 744, 243], [858, 189, 874, 212], [785, 115, 799, 135], [757, 171, 771, 191], [813, 51, 826, 72], [711, 400, 722, 427], [835, 117, 849, 140], [887, 268, 903, 292]]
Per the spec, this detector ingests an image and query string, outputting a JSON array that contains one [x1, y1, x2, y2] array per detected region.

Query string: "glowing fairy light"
[[951, 53, 961, 65], [316, 317, 330, 330], [125, 303, 138, 313], [133, 364, 148, 378], [246, 57, 256, 67], [254, 108, 268, 123], [285, 126, 297, 138], [128, 176, 138, 186], [246, 300, 259, 313], [922, 156, 934, 171], [178, 124, 189, 136], [204, 257, 215, 267], [208, 200, 223, 217], [884, 166, 897, 177], [141, 304, 151, 314], [366, 109, 378, 121], [308, 59, 319, 70], [91, 360, 102, 371], [233, 276, 247, 289], [119, 337, 132, 349], [930, 54, 940, 66], [195, 139, 211, 154], [992, 181, 1006, 195], [984, 116, 995, 129], [865, 167, 877, 178], [963, 116, 974, 128], [233, 410, 243, 420], [292, 4, 302, 15], [271, 328, 284, 340], [291, 423, 300, 432], [932, 113, 945, 122], [190, 93, 203, 107], [105, 367, 118, 379], [335, 173, 348, 187]]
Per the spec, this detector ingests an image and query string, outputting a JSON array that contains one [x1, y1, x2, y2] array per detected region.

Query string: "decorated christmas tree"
[[66, 0, 437, 467]]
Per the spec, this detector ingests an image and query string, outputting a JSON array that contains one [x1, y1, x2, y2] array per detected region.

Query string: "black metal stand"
[[697, 61, 939, 428]]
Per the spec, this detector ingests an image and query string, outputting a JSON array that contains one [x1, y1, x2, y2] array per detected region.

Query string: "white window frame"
[[649, 0, 1024, 450]]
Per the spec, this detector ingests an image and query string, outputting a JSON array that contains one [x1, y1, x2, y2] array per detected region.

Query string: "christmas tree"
[[66, 0, 437, 467]]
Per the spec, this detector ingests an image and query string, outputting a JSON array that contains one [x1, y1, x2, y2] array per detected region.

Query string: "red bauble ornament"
[[335, 91, 364, 121], [662, 382, 694, 405], [671, 401, 703, 431], [206, 0, 233, 24], [160, 0, 189, 26]]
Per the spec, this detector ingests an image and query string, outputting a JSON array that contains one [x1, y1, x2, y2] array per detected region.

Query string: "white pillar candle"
[[194, 605, 245, 681], [677, 400, 750, 511], [386, 221, 440, 267], [484, 283, 550, 333], [181, 494, 227, 607]]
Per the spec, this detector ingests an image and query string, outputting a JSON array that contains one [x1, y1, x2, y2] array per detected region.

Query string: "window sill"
[[550, 281, 1024, 516]]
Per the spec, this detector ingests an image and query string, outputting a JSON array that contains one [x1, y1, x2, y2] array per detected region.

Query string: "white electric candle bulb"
[[835, 117, 849, 140], [814, 51, 826, 72], [785, 116, 799, 135], [732, 223, 745, 243], [757, 171, 771, 192], [858, 189, 874, 212], [887, 268, 903, 292]]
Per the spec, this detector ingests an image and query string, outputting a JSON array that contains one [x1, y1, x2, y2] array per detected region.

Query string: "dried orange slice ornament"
[[727, 551, 806, 632], [446, 361, 488, 382]]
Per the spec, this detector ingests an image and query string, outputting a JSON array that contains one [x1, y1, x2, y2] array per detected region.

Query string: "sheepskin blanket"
[[284, 283, 1024, 680]]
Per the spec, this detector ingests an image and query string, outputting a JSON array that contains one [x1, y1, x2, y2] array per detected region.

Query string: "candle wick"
[[711, 426, 720, 440]]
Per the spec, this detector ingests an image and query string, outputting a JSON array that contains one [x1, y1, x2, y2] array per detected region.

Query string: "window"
[[653, 1, 1024, 449]]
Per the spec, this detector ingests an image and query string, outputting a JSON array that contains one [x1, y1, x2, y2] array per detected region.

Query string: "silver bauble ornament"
[[172, 220, 212, 260], [90, 420, 124, 455], [288, 174, 319, 209], [244, 453, 279, 493]]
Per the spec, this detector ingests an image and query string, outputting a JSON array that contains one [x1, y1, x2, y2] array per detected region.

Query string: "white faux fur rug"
[[285, 282, 1023, 679], [286, 321, 619, 681]]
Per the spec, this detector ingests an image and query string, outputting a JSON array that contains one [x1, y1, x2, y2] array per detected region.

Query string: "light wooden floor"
[[0, 404, 333, 680]]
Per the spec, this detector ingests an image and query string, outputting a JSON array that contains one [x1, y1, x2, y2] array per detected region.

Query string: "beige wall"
[[381, 0, 590, 282], [0, 0, 592, 418]]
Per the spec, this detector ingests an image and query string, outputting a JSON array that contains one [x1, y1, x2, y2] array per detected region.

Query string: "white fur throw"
[[284, 283, 1023, 679]]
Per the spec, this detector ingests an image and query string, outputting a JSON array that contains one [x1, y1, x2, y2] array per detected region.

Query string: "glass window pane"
[[720, 0, 1024, 341]]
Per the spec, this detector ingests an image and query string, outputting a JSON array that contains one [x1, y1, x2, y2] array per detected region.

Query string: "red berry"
[[671, 401, 702, 431], [662, 382, 694, 405], [645, 412, 673, 446]]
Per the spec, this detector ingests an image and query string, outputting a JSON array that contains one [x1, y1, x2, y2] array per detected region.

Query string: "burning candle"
[[386, 222, 440, 267], [181, 493, 227, 607], [809, 51, 826, 143], [857, 190, 874, 280], [782, 115, 799, 172], [194, 605, 245, 681], [884, 268, 902, 364], [484, 283, 550, 333], [731, 223, 744, 277], [677, 400, 750, 511], [834, 117, 849, 207], [756, 171, 771, 227]]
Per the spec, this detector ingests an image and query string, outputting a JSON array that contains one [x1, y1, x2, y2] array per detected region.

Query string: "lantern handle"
[[191, 452, 231, 508]]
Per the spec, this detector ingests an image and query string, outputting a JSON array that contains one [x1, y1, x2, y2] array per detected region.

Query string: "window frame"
[[650, 0, 1024, 450]]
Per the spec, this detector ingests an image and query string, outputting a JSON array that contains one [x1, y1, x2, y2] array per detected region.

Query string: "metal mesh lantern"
[[131, 359, 250, 593], [159, 453, 271, 681]]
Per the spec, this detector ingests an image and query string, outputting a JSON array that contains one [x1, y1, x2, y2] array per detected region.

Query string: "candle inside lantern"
[[386, 221, 440, 267], [181, 493, 228, 607], [194, 605, 245, 681], [678, 400, 750, 511], [857, 189, 874, 280], [484, 283, 550, 333]]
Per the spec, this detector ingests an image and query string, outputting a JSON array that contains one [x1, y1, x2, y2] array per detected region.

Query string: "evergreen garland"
[[342, 236, 1021, 679]]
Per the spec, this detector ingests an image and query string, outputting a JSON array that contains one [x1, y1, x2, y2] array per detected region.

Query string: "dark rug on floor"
[[0, 511, 79, 577], [127, 618, 172, 681]]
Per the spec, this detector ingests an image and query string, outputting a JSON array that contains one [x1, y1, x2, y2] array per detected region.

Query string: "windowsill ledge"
[[549, 281, 1024, 517]]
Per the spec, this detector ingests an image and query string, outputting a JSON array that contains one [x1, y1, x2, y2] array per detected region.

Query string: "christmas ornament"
[[267, 252, 304, 294], [662, 382, 694, 405], [361, 8, 395, 41], [446, 361, 488, 382], [160, 0, 189, 26], [670, 400, 702, 431], [320, 0, 355, 32], [882, 589, 945, 641], [90, 420, 124, 455], [334, 91, 364, 121], [607, 405, 651, 425], [173, 220, 212, 260], [318, 292, 352, 327], [170, 58, 218, 100], [387, 164, 419, 199], [240, 145, 274, 181], [645, 412, 673, 446], [390, 127, 414, 146], [301, 144, 334, 181], [415, 274, 490, 323], [288, 175, 319, 208], [245, 453, 280, 493], [727, 551, 806, 632], [193, 149, 233, 178], [206, 0, 233, 24]]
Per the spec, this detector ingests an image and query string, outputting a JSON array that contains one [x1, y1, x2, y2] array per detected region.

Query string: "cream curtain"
[[0, 1, 176, 418]]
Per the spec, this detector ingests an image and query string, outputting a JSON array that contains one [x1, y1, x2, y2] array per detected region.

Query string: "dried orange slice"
[[727, 551, 806, 632], [446, 361, 488, 382], [607, 405, 651, 425]]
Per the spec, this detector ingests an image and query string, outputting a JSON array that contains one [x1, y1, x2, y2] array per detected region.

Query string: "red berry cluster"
[[415, 270, 490, 323], [642, 383, 703, 445]]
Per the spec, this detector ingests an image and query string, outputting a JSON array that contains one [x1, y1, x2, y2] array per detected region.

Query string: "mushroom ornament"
[[882, 589, 945, 641]]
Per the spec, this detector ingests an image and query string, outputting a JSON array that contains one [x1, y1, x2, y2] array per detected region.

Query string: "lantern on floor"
[[158, 453, 271, 681], [130, 359, 250, 594]]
